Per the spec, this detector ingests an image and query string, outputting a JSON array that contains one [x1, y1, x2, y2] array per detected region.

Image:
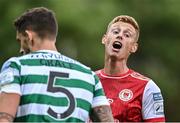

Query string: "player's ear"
[[25, 30, 33, 41], [130, 42, 138, 53], [102, 34, 106, 44]]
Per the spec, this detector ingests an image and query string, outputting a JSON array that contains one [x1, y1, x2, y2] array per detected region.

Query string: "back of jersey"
[[3, 50, 103, 122]]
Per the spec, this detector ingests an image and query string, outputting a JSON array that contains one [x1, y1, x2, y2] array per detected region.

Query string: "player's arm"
[[0, 58, 21, 122], [90, 73, 113, 122], [142, 80, 165, 122], [90, 105, 114, 122], [0, 92, 20, 122]]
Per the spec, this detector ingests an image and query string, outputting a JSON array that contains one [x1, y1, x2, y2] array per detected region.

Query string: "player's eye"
[[124, 33, 130, 38], [112, 30, 119, 34], [124, 32, 132, 38], [111, 28, 120, 35]]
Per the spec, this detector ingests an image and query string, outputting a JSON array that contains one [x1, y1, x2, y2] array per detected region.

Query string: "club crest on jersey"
[[119, 89, 133, 101]]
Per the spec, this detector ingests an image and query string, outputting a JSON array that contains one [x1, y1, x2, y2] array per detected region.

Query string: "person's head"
[[14, 7, 58, 55], [102, 15, 139, 61]]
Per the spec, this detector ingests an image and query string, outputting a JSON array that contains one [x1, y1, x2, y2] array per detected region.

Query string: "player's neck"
[[104, 58, 129, 75], [32, 39, 57, 52]]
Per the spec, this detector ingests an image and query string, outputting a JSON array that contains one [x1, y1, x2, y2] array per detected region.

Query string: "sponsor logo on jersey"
[[153, 92, 163, 101], [119, 89, 133, 101], [153, 102, 164, 115]]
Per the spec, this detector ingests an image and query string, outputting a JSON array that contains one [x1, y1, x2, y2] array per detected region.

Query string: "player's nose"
[[19, 48, 25, 55], [116, 35, 123, 40]]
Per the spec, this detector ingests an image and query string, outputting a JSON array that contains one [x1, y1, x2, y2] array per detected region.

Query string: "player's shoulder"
[[1, 57, 21, 71], [130, 70, 151, 82], [144, 79, 161, 92], [4, 57, 20, 62]]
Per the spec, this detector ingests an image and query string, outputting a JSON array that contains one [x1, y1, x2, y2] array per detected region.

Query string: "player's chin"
[[109, 53, 119, 60]]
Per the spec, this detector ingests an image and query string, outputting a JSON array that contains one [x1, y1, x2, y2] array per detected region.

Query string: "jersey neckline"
[[33, 50, 60, 54], [99, 69, 133, 79]]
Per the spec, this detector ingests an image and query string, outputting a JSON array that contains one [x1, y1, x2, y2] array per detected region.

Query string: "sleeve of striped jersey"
[[91, 72, 109, 108], [142, 80, 165, 121], [0, 57, 21, 95]]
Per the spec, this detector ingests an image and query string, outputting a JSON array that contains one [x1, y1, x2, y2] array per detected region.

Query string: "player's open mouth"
[[112, 41, 122, 49]]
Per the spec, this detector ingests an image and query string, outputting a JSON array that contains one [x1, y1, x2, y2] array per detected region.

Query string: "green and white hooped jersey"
[[0, 50, 109, 122]]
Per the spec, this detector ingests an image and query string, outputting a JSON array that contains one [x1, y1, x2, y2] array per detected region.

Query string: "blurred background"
[[0, 0, 179, 121]]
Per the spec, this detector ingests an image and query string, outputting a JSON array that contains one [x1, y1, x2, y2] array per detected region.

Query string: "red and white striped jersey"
[[96, 69, 165, 122]]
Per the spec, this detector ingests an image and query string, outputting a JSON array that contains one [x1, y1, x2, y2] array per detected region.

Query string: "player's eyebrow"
[[111, 26, 120, 30], [111, 28, 120, 32], [125, 28, 134, 34]]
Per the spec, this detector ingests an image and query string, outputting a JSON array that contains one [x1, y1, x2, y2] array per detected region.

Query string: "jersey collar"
[[100, 69, 133, 79]]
